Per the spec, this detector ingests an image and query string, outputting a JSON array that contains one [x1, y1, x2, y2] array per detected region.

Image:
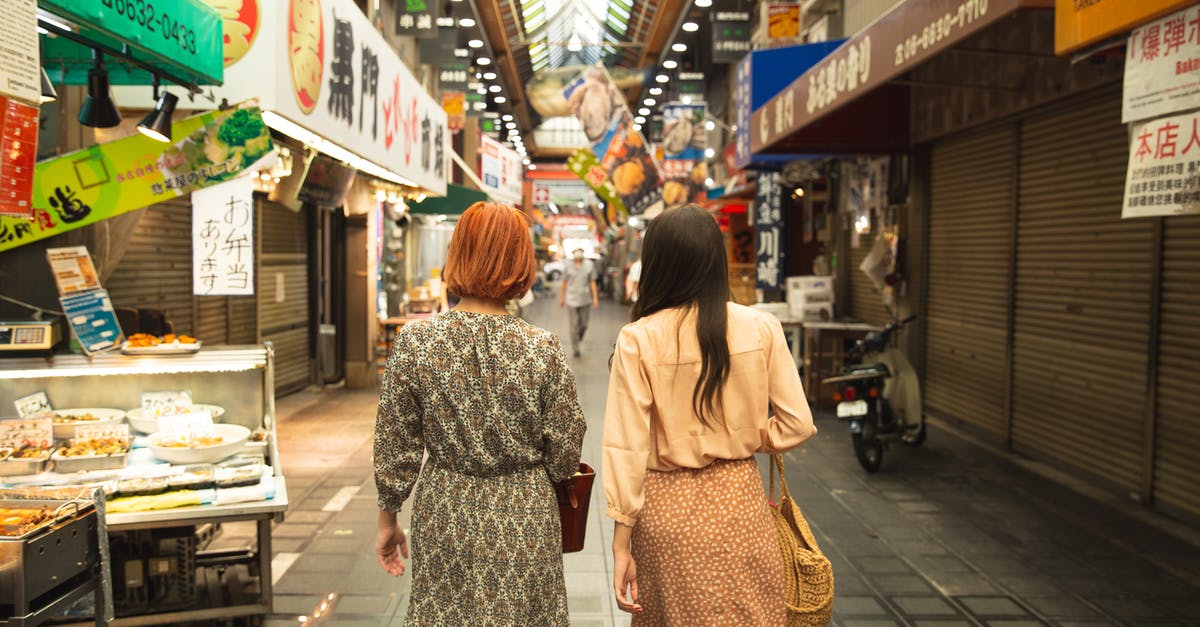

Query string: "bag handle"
[[768, 453, 789, 503], [770, 453, 823, 550]]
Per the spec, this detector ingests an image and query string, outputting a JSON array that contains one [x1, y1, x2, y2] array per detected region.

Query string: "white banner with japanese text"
[[1122, 110, 1200, 218], [480, 135, 523, 204], [754, 172, 785, 290], [1123, 5, 1200, 123], [193, 176, 255, 295]]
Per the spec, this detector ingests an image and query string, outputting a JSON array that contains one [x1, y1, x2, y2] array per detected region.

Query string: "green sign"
[[566, 149, 627, 217], [38, 0, 223, 85], [0, 104, 274, 253]]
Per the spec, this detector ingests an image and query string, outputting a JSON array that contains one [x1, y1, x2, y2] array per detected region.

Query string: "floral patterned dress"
[[374, 310, 587, 626]]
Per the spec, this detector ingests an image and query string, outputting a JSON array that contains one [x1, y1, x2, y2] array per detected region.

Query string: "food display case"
[[0, 345, 288, 625]]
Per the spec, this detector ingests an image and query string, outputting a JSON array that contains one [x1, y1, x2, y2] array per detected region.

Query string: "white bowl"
[[51, 408, 127, 440], [126, 404, 226, 434], [147, 424, 250, 464]]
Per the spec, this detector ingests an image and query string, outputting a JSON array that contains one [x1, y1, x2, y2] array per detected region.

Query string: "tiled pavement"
[[222, 295, 1200, 626]]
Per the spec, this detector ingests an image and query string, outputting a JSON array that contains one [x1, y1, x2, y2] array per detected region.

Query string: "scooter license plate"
[[837, 400, 868, 418]]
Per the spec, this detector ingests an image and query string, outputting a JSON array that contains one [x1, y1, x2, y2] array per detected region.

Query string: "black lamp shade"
[[137, 91, 178, 143], [39, 68, 57, 104], [78, 65, 121, 128]]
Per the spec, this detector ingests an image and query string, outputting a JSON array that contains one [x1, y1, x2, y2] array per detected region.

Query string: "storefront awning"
[[751, 0, 1054, 156], [408, 183, 488, 215]]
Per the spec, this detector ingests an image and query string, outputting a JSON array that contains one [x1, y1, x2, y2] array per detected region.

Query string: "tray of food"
[[126, 404, 226, 434], [215, 457, 264, 489], [147, 424, 251, 464], [0, 447, 52, 476], [121, 333, 202, 355], [165, 464, 216, 491], [51, 438, 129, 473], [115, 476, 169, 498], [0, 499, 89, 540], [50, 408, 127, 440]]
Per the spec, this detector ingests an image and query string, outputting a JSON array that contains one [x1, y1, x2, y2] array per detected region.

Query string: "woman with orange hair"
[[374, 202, 587, 624]]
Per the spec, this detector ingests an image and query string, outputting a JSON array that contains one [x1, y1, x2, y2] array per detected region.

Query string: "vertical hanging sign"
[[394, 0, 436, 38], [754, 172, 784, 290], [193, 176, 256, 295], [0, 0, 39, 218]]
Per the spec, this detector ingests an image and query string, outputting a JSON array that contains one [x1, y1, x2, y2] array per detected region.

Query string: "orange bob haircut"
[[443, 202, 536, 302]]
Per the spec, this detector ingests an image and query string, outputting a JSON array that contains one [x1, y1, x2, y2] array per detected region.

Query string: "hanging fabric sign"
[[0, 103, 273, 253], [566, 148, 627, 216], [193, 176, 256, 295], [754, 172, 785, 290], [479, 135, 523, 204]]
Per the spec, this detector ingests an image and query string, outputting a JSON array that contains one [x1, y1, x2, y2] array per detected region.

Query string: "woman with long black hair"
[[603, 204, 817, 624]]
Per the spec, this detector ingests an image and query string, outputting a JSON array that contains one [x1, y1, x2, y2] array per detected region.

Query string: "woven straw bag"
[[768, 453, 834, 626]]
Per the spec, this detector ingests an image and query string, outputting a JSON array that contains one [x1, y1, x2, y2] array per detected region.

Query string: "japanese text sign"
[[46, 246, 102, 296], [0, 0, 40, 105], [0, 97, 39, 218], [60, 288, 124, 354], [13, 392, 52, 419], [712, 11, 752, 63], [1123, 4, 1200, 123], [394, 0, 436, 38], [193, 176, 255, 295], [567, 149, 627, 216], [1122, 110, 1200, 218], [1055, 0, 1193, 56], [213, 0, 448, 195], [74, 423, 130, 444], [141, 391, 194, 418], [480, 135, 523, 205], [0, 104, 273, 253], [755, 172, 785, 290], [0, 418, 52, 450]]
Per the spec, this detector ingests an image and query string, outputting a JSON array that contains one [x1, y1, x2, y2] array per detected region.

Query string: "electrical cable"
[[0, 293, 65, 319]]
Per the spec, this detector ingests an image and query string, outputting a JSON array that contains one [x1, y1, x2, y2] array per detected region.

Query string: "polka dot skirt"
[[631, 457, 787, 626]]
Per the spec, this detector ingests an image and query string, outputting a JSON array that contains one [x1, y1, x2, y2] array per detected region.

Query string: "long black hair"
[[631, 204, 730, 427]]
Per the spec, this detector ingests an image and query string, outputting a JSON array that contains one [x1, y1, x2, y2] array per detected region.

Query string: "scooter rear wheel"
[[851, 433, 883, 472], [901, 421, 927, 446]]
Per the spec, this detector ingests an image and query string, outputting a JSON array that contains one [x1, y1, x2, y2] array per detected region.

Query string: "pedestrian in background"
[[625, 258, 642, 304], [560, 248, 599, 357], [374, 202, 587, 625], [603, 204, 817, 624]]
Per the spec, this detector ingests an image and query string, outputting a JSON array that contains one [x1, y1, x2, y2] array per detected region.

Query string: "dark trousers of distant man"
[[568, 305, 590, 355]]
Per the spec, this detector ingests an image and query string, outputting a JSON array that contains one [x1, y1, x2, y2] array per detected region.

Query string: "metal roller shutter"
[[1012, 86, 1152, 492], [1154, 215, 1200, 521], [259, 199, 311, 394], [847, 233, 892, 327], [924, 125, 1016, 439], [105, 198, 195, 335]]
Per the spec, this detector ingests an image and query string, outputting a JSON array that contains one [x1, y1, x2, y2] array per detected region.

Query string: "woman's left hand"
[[376, 519, 409, 576]]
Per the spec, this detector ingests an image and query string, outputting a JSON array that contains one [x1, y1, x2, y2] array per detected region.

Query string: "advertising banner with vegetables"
[[0, 103, 273, 253]]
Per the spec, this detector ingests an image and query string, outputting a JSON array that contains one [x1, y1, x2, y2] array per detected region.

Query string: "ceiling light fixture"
[[567, 34, 583, 53], [529, 164, 537, 170], [495, 96, 507, 103], [663, 59, 678, 69], [488, 84, 502, 92], [682, 21, 699, 32], [77, 50, 121, 128], [634, 116, 646, 124], [649, 87, 663, 96], [632, 123, 642, 132], [672, 42, 687, 52], [468, 39, 484, 48], [681, 95, 693, 104], [655, 74, 669, 83], [137, 81, 178, 142], [483, 71, 497, 80], [459, 18, 476, 27], [477, 86, 488, 95], [39, 67, 57, 103], [502, 114, 513, 121], [643, 98, 656, 106], [506, 122, 516, 129], [705, 120, 716, 130], [477, 57, 492, 65], [638, 107, 650, 116], [704, 147, 715, 158], [695, 0, 713, 6]]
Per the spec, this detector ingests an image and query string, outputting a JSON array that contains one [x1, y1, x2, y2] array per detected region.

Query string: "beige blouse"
[[603, 303, 817, 527]]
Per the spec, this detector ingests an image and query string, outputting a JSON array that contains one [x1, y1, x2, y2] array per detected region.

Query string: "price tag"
[[141, 390, 194, 418], [156, 410, 214, 444], [74, 422, 130, 445], [13, 391, 52, 418], [0, 417, 53, 449]]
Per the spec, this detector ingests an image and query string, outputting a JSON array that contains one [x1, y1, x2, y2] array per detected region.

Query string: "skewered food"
[[0, 506, 52, 536]]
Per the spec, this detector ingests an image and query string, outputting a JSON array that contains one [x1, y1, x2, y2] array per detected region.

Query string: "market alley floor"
[[247, 294, 1200, 626]]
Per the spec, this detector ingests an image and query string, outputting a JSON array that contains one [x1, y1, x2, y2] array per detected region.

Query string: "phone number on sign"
[[894, 0, 988, 66], [101, 0, 198, 55]]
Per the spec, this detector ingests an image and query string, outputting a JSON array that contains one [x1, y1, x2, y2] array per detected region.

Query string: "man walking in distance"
[[559, 248, 599, 357]]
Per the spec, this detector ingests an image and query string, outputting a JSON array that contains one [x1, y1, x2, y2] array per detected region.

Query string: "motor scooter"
[[821, 314, 925, 472]]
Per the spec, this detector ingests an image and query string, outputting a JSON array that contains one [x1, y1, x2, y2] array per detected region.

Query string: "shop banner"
[[712, 10, 752, 63], [678, 72, 705, 99], [212, 0, 262, 67], [662, 104, 707, 161], [1122, 110, 1200, 218], [735, 56, 753, 169], [767, 3, 802, 42], [443, 91, 466, 132], [566, 149, 626, 216], [193, 176, 255, 296], [0, 104, 274, 253], [479, 135, 523, 204], [754, 172, 785, 290], [39, 0, 224, 84], [209, 0, 448, 195], [660, 157, 708, 208], [1055, 0, 1193, 56], [394, 0, 437, 38], [439, 62, 471, 92], [0, 0, 40, 105], [1122, 5, 1200, 123]]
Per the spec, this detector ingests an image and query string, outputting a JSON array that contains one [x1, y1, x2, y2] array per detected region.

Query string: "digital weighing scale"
[[0, 320, 62, 351]]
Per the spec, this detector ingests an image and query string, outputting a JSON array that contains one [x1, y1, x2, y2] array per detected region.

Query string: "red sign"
[[0, 96, 37, 218]]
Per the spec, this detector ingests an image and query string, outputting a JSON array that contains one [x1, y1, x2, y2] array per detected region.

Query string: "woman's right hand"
[[613, 549, 643, 614], [376, 510, 409, 576]]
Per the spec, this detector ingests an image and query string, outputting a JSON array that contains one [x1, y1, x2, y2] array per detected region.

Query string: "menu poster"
[[13, 392, 52, 418], [46, 246, 102, 296], [141, 391, 194, 418], [0, 0, 40, 105], [74, 422, 130, 445], [157, 410, 215, 442], [59, 289, 124, 354], [0, 417, 53, 450]]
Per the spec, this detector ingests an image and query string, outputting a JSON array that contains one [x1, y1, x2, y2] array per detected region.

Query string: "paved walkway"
[[243, 295, 1200, 626]]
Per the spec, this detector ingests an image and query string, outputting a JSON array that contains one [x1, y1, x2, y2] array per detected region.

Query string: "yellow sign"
[[1055, 0, 1195, 55]]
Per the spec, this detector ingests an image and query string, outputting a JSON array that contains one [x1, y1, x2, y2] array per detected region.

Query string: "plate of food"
[[126, 404, 226, 434], [121, 333, 202, 355], [147, 424, 251, 464], [50, 408, 127, 440]]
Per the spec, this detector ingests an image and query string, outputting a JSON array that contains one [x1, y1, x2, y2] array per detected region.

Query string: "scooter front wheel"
[[851, 432, 883, 472]]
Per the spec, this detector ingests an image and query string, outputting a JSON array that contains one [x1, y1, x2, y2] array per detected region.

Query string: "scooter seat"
[[846, 362, 888, 375]]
